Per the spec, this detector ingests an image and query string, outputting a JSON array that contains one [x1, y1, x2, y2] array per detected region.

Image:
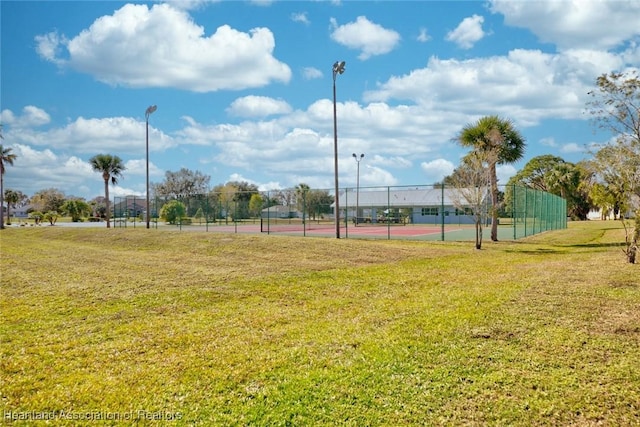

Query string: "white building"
[[335, 187, 488, 225]]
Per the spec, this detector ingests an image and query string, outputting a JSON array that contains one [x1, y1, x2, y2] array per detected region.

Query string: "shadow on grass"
[[512, 248, 566, 255], [567, 242, 627, 249], [503, 240, 626, 256]]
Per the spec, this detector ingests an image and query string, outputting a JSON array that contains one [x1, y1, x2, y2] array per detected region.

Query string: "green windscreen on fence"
[[113, 184, 567, 241], [509, 185, 567, 239]]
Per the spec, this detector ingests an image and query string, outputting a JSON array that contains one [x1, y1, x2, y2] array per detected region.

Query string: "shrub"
[[160, 200, 186, 225]]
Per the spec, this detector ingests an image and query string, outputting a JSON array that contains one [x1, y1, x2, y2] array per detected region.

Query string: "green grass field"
[[1, 221, 638, 425]]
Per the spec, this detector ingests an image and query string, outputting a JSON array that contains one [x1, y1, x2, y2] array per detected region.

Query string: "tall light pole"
[[332, 60, 345, 239], [145, 105, 157, 229], [352, 153, 364, 226]]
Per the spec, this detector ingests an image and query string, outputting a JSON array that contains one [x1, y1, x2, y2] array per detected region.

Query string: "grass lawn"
[[1, 221, 638, 425]]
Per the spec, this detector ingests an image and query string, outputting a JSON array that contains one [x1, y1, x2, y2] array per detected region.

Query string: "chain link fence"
[[113, 184, 566, 240]]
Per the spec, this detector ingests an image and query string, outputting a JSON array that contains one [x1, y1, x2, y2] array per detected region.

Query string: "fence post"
[[441, 185, 445, 241], [344, 188, 348, 238], [387, 186, 391, 240], [524, 188, 528, 237], [512, 185, 516, 240]]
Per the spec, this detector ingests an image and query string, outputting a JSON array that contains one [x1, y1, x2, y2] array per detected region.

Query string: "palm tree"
[[4, 189, 20, 225], [546, 162, 579, 200], [89, 154, 125, 228], [1, 143, 18, 230], [295, 183, 311, 217], [457, 115, 526, 241]]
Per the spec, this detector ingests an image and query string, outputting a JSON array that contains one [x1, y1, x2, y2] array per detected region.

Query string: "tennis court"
[[258, 221, 517, 241], [112, 184, 566, 242]]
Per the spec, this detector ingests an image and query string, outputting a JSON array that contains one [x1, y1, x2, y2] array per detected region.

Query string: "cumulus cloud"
[[363, 48, 625, 126], [35, 3, 291, 92], [490, 0, 640, 51], [560, 142, 586, 154], [361, 166, 398, 187], [161, 0, 220, 11], [421, 159, 455, 182], [2, 109, 174, 155], [171, 98, 462, 189], [226, 96, 292, 118], [1, 106, 50, 128], [330, 16, 401, 60], [368, 155, 412, 169], [445, 14, 485, 49], [496, 164, 517, 184], [34, 31, 67, 65], [302, 67, 323, 80], [2, 144, 99, 198], [124, 159, 163, 178], [1, 138, 164, 199]]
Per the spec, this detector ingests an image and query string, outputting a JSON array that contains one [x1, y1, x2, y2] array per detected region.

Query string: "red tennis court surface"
[[178, 223, 469, 239], [116, 221, 512, 241]]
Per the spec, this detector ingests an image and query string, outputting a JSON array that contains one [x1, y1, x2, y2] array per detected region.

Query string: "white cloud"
[[417, 27, 431, 43], [169, 97, 466, 190], [110, 186, 145, 198], [302, 67, 323, 80], [363, 48, 625, 126], [22, 106, 51, 127], [1, 142, 163, 199], [490, 0, 640, 51], [368, 155, 412, 169], [249, 0, 273, 6], [257, 181, 283, 192], [2, 145, 95, 198], [2, 109, 174, 155], [34, 31, 67, 65], [291, 12, 310, 25], [446, 14, 485, 49], [496, 164, 517, 185], [1, 106, 50, 128], [560, 142, 585, 154], [35, 3, 291, 92], [161, 0, 220, 11], [330, 16, 401, 60], [226, 96, 292, 118], [540, 137, 557, 147], [359, 166, 398, 187], [420, 159, 455, 183], [124, 159, 163, 178]]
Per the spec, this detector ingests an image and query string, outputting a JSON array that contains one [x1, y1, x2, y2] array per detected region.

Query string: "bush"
[[43, 211, 59, 226], [29, 211, 44, 225], [160, 200, 186, 225]]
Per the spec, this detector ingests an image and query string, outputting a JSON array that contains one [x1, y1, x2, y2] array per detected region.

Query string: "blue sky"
[[1, 0, 639, 200]]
